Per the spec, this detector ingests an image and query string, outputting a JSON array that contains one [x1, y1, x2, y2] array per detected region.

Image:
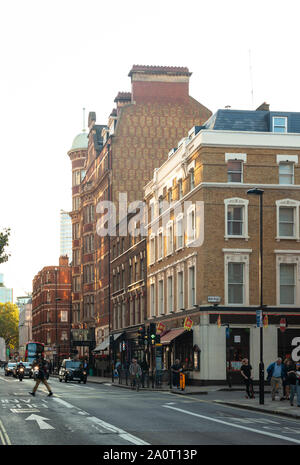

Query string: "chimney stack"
[[128, 65, 192, 104], [256, 102, 270, 111]]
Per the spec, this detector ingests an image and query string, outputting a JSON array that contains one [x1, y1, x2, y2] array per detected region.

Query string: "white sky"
[[1, 0, 300, 301]]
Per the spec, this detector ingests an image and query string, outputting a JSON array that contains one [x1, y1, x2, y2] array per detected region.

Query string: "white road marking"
[[0, 419, 11, 445], [25, 414, 54, 430], [52, 396, 149, 445], [52, 398, 74, 409], [163, 405, 300, 444], [11, 409, 40, 414], [88, 417, 150, 445]]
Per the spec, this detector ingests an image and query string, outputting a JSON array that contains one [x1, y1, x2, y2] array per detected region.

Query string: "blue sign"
[[256, 310, 263, 328], [226, 327, 230, 338]]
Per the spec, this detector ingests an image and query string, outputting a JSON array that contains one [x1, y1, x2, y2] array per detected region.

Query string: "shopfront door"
[[226, 328, 250, 384]]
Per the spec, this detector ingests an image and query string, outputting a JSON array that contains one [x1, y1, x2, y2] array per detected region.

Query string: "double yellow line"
[[0, 419, 11, 445]]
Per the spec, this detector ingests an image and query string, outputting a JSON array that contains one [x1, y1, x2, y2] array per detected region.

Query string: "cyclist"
[[129, 358, 142, 391]]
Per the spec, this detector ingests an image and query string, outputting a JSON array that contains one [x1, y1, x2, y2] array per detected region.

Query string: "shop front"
[[277, 328, 300, 361], [226, 327, 250, 385], [159, 328, 197, 384]]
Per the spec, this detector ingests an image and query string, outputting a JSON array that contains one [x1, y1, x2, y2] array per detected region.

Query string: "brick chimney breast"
[[114, 92, 132, 112], [59, 255, 69, 267], [128, 65, 192, 104], [256, 102, 270, 111], [88, 112, 96, 129]]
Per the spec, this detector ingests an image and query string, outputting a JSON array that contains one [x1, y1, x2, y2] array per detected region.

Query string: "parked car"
[[59, 359, 87, 384], [5, 362, 17, 376]]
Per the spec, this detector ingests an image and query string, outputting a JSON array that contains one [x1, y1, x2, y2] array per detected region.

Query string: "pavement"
[[51, 374, 300, 420]]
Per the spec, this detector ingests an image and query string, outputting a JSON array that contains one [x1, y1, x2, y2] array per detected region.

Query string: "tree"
[[0, 303, 19, 349], [0, 228, 10, 264]]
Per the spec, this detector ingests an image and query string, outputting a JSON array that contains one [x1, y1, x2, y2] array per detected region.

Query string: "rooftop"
[[69, 132, 88, 151], [128, 65, 191, 77]]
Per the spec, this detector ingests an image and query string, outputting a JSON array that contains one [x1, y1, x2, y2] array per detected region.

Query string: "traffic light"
[[138, 326, 145, 346], [156, 334, 161, 344], [109, 335, 114, 347], [149, 322, 156, 345]]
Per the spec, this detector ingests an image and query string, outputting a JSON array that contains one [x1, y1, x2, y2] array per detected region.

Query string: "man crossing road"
[[29, 355, 53, 397]]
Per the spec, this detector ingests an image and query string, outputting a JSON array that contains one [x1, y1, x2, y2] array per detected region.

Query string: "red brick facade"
[[32, 256, 71, 365], [67, 65, 212, 370]]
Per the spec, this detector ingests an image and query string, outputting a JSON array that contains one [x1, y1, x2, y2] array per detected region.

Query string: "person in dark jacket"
[[171, 359, 182, 389], [29, 356, 53, 397], [140, 358, 149, 388], [240, 358, 255, 399], [267, 358, 287, 401], [286, 360, 298, 406]]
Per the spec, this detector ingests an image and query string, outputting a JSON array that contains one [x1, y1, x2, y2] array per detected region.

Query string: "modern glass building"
[[60, 210, 72, 264], [0, 274, 13, 303]]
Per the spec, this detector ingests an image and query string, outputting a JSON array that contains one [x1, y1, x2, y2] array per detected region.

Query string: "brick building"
[[32, 256, 72, 366], [67, 65, 211, 373], [144, 105, 300, 385]]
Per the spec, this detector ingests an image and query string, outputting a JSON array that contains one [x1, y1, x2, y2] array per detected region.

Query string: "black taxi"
[[58, 359, 87, 384]]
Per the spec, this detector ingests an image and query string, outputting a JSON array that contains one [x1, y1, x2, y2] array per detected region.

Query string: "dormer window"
[[273, 116, 287, 133]]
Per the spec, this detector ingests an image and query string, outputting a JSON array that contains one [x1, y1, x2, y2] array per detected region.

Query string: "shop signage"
[[157, 322, 166, 334], [184, 316, 193, 331], [208, 296, 221, 303]]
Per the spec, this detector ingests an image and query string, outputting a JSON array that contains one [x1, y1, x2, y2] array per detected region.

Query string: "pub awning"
[[92, 337, 109, 353], [160, 328, 186, 345], [112, 332, 124, 341]]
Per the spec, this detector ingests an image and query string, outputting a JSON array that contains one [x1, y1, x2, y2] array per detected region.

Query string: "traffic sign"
[[280, 318, 287, 333], [256, 310, 263, 328]]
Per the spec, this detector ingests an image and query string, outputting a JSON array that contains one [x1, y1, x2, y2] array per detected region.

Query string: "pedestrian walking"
[[240, 358, 255, 399], [29, 356, 53, 397], [48, 360, 53, 375], [267, 357, 287, 401], [283, 357, 291, 400], [140, 358, 149, 388], [129, 358, 142, 390], [114, 359, 121, 378], [286, 359, 298, 406], [171, 359, 182, 389]]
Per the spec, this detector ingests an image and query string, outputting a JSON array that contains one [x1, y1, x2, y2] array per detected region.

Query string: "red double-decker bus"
[[25, 342, 45, 364]]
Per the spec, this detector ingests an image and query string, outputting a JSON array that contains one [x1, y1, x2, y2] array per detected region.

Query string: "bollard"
[[180, 372, 185, 391]]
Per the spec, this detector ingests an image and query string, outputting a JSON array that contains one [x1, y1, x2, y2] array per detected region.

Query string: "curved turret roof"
[[70, 132, 88, 151]]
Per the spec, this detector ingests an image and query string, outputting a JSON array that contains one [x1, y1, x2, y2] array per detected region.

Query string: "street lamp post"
[[247, 188, 264, 405], [55, 268, 62, 371]]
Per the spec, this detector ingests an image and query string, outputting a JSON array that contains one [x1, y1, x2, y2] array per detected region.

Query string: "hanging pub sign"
[[157, 322, 166, 334], [184, 316, 193, 331], [280, 318, 287, 333]]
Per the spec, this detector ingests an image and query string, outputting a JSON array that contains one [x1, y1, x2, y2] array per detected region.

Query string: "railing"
[[115, 368, 190, 389]]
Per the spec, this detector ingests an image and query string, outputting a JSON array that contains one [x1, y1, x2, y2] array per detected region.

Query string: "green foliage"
[[0, 228, 10, 264], [0, 302, 19, 348]]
